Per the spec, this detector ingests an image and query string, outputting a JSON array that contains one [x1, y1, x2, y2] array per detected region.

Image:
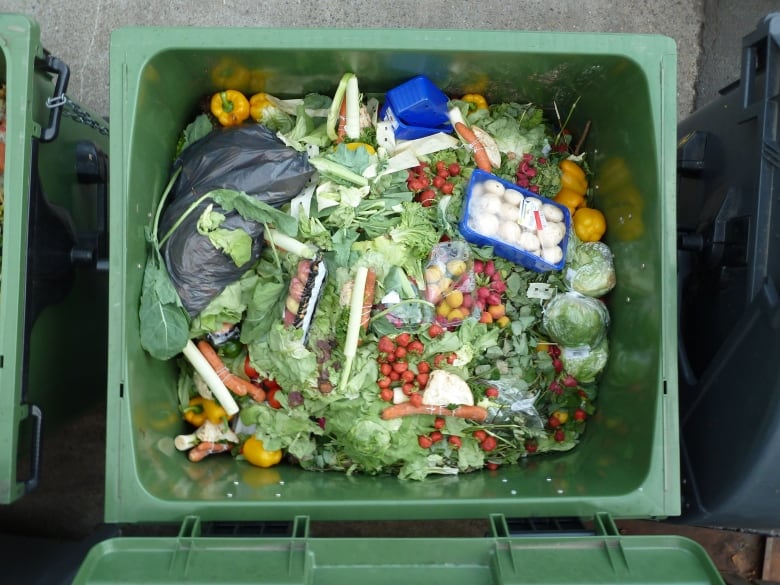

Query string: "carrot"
[[361, 268, 377, 331], [381, 403, 489, 422], [454, 122, 492, 172], [0, 120, 6, 173], [188, 441, 232, 462], [336, 97, 347, 142], [196, 340, 266, 403]]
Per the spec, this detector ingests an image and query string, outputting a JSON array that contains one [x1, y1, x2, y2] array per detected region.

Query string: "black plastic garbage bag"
[[160, 124, 314, 316]]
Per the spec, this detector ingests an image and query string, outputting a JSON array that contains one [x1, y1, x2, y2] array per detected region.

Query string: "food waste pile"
[[140, 74, 617, 480]]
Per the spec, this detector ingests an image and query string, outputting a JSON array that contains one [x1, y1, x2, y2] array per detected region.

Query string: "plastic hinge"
[[201, 520, 294, 538], [593, 513, 631, 576], [170, 516, 201, 579]]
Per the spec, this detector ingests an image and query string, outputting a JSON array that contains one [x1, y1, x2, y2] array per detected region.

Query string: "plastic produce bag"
[[542, 291, 610, 349], [560, 338, 609, 383], [484, 378, 544, 428], [423, 241, 478, 329], [371, 265, 433, 336], [160, 124, 315, 315], [564, 240, 616, 298]]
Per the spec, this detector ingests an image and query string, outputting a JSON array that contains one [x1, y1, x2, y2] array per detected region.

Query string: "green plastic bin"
[[76, 24, 716, 585], [0, 14, 109, 504], [105, 26, 678, 524]]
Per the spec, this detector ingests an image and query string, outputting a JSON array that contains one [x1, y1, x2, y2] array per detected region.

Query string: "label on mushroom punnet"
[[519, 197, 547, 231]]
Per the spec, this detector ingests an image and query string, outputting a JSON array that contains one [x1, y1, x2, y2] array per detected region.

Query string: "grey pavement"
[[5, 0, 778, 122]]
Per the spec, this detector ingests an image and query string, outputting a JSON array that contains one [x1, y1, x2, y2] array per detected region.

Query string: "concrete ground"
[[1, 0, 780, 582]]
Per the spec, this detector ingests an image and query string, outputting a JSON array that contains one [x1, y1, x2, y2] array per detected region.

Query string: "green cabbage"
[[543, 291, 610, 348], [561, 338, 609, 383], [565, 241, 616, 298]]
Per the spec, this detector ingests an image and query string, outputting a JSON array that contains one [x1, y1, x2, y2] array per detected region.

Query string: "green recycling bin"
[[73, 24, 722, 585], [102, 26, 678, 522], [0, 14, 109, 504]]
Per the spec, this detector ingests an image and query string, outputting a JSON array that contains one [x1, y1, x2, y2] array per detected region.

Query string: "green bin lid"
[[71, 516, 724, 584]]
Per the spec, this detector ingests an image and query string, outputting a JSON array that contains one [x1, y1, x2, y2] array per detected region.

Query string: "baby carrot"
[[196, 340, 266, 403], [381, 403, 489, 422]]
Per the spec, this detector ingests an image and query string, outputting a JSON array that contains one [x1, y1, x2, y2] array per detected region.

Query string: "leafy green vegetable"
[[196, 204, 252, 267], [248, 323, 319, 391], [190, 270, 258, 337], [209, 189, 298, 236], [175, 113, 213, 156], [564, 240, 616, 298], [139, 169, 191, 360], [240, 259, 286, 344], [473, 102, 548, 157], [542, 291, 610, 348], [561, 338, 609, 383], [388, 202, 440, 259]]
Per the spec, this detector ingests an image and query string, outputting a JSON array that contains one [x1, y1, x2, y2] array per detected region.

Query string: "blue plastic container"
[[458, 169, 571, 272], [379, 102, 451, 140], [384, 75, 451, 127]]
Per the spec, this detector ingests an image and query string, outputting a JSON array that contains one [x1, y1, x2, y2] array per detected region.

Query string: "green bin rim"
[[107, 25, 679, 523], [0, 13, 43, 504]]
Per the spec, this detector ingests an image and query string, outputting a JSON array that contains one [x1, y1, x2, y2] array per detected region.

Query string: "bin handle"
[[22, 405, 43, 494], [37, 52, 70, 143]]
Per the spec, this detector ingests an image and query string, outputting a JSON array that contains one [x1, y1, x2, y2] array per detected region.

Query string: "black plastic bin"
[[677, 12, 780, 529]]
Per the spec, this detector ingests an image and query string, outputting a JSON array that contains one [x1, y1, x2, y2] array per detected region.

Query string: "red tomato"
[[428, 323, 444, 337], [480, 436, 498, 452], [266, 388, 282, 409], [244, 355, 259, 379]]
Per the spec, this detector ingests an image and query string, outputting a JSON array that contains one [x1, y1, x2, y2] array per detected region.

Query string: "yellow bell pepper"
[[249, 92, 276, 123], [345, 142, 376, 155], [182, 396, 229, 427], [242, 437, 283, 468], [210, 90, 250, 127], [553, 188, 586, 218], [461, 94, 488, 110], [558, 159, 588, 196], [573, 207, 607, 242]]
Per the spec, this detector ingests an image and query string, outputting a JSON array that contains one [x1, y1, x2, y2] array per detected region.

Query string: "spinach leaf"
[[139, 249, 190, 360], [139, 168, 191, 360]]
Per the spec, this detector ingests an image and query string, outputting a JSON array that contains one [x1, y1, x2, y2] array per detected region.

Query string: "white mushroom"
[[470, 213, 500, 236], [541, 245, 564, 265], [482, 179, 506, 197], [518, 231, 541, 253], [542, 203, 564, 223], [537, 222, 565, 248], [498, 220, 522, 244], [500, 202, 520, 223], [503, 189, 524, 206]]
